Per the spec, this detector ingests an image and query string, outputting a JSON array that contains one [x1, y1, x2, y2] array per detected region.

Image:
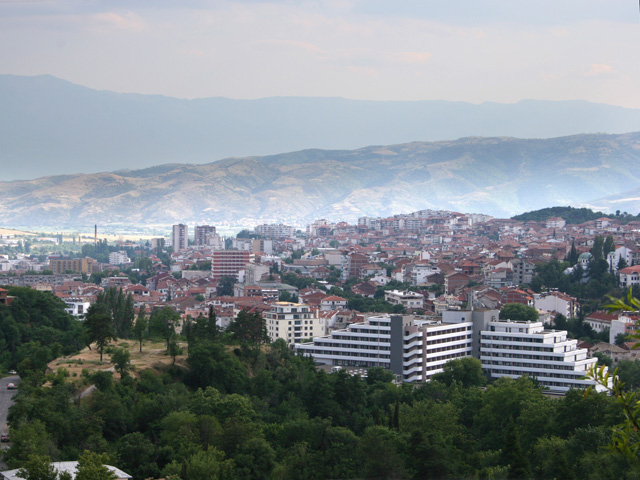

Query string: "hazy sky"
[[2, 0, 640, 107]]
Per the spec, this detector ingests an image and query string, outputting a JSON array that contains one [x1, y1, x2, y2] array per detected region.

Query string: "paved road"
[[0, 375, 19, 469], [0, 375, 19, 435]]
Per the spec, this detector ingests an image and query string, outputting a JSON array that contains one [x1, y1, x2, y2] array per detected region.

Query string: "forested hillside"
[[512, 206, 640, 224], [2, 289, 638, 480], [0, 287, 84, 378]]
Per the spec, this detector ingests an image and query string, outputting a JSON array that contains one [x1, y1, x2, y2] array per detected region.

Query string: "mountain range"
[[1, 132, 640, 229], [4, 74, 640, 181]]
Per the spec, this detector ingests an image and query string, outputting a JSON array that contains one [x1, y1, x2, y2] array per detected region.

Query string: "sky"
[[1, 0, 640, 107]]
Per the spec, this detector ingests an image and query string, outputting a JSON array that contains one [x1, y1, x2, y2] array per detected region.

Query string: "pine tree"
[[567, 241, 578, 265], [502, 419, 531, 480]]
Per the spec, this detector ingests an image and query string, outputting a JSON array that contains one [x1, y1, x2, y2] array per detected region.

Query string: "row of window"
[[426, 334, 472, 345], [425, 352, 467, 370], [482, 335, 544, 343], [488, 368, 582, 379], [482, 344, 555, 352], [485, 352, 579, 363], [424, 326, 471, 336], [307, 349, 390, 359]]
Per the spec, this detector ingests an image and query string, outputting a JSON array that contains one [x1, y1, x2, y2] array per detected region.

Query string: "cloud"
[[386, 51, 432, 64], [93, 12, 145, 31], [346, 65, 378, 76], [583, 63, 614, 77], [256, 39, 326, 55]]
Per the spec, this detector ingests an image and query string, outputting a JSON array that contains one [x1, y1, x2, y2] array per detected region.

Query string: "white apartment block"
[[385, 290, 424, 310], [534, 291, 579, 318], [480, 320, 610, 393], [254, 224, 295, 239], [264, 302, 323, 345], [296, 314, 475, 383], [109, 251, 131, 266], [64, 299, 91, 318]]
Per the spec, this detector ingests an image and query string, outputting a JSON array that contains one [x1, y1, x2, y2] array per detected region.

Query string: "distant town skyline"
[[1, 0, 639, 107]]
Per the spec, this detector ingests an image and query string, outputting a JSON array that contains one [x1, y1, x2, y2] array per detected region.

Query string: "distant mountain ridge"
[[4, 74, 640, 180], [1, 133, 640, 228]]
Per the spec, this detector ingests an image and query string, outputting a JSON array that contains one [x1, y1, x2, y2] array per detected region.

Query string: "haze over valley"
[[1, 129, 640, 229]]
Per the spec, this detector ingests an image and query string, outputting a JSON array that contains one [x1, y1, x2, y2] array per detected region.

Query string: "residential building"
[[172, 224, 189, 253], [252, 239, 273, 255], [445, 272, 470, 294], [296, 314, 474, 383], [211, 250, 254, 281], [49, 258, 96, 275], [64, 299, 91, 318], [320, 295, 348, 311], [298, 309, 609, 393], [343, 252, 369, 279], [534, 291, 579, 318], [480, 319, 609, 393], [264, 301, 323, 344], [619, 265, 640, 289], [254, 224, 295, 239], [109, 251, 131, 266], [0, 288, 13, 306], [585, 311, 617, 333], [511, 258, 535, 285], [385, 290, 424, 310], [194, 225, 216, 246]]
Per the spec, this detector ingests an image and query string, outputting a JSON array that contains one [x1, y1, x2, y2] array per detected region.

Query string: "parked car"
[[8, 370, 16, 375], [1, 433, 9, 443], [6, 383, 15, 390]]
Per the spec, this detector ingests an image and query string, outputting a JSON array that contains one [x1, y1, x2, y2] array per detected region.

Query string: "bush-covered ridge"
[[512, 205, 640, 224]]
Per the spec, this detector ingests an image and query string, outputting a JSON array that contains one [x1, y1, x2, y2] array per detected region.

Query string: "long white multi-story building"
[[297, 310, 610, 393], [295, 314, 475, 383], [480, 319, 608, 393]]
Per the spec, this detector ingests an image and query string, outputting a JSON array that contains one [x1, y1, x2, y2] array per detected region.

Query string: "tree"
[[133, 305, 148, 353], [217, 277, 235, 296], [4, 420, 57, 468], [74, 451, 116, 480], [168, 339, 183, 365], [189, 307, 218, 344], [432, 357, 486, 387], [567, 241, 579, 266], [227, 310, 269, 346], [593, 352, 612, 368], [618, 257, 628, 271], [17, 455, 60, 480], [591, 235, 604, 260], [585, 289, 640, 460], [110, 348, 131, 377], [84, 312, 115, 363], [499, 303, 539, 322], [149, 307, 178, 351], [604, 235, 616, 257], [502, 418, 532, 480], [615, 333, 630, 347]]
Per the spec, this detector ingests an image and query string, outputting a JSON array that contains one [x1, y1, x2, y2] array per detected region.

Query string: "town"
[[2, 208, 638, 393]]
